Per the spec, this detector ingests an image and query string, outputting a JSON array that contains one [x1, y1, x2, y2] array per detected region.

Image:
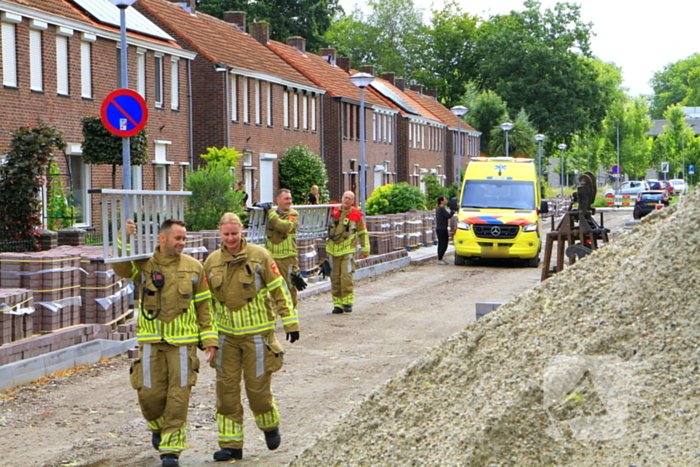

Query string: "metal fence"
[[245, 204, 340, 245]]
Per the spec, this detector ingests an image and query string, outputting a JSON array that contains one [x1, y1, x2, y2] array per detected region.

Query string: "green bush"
[[366, 183, 426, 215], [184, 160, 244, 232], [279, 144, 329, 204], [422, 174, 451, 208]]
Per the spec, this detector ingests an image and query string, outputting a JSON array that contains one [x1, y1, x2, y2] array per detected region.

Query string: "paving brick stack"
[[36, 228, 58, 251], [404, 214, 423, 248], [297, 238, 318, 273], [0, 288, 34, 345], [422, 210, 437, 244], [57, 227, 86, 246], [315, 238, 327, 263], [199, 230, 221, 260], [185, 232, 206, 261], [366, 215, 394, 255], [388, 214, 406, 250]]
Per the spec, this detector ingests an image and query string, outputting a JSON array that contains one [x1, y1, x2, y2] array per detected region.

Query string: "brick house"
[[135, 0, 325, 205], [0, 0, 195, 229]]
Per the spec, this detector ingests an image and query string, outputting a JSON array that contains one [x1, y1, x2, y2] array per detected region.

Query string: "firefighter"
[[265, 189, 301, 310], [326, 191, 370, 313], [112, 219, 218, 467], [203, 212, 300, 462]]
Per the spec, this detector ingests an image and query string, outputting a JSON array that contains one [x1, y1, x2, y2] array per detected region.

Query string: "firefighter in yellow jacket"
[[327, 191, 370, 314], [203, 212, 300, 462], [113, 219, 218, 467], [265, 189, 300, 309]]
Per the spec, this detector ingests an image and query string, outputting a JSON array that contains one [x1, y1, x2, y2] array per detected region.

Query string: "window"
[[293, 92, 299, 129], [154, 54, 163, 106], [137, 48, 146, 97], [388, 115, 392, 143], [80, 38, 93, 98], [154, 142, 171, 192], [170, 57, 179, 110], [131, 165, 143, 190], [56, 35, 69, 95], [266, 82, 272, 126], [372, 113, 377, 142], [283, 90, 289, 127], [311, 95, 316, 131], [29, 29, 43, 91], [68, 153, 91, 226], [1, 21, 18, 87], [302, 94, 308, 130], [242, 77, 249, 123], [231, 74, 237, 121], [254, 79, 260, 124]]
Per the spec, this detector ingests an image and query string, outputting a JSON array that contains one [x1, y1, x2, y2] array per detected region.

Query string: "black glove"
[[290, 271, 307, 291], [253, 202, 272, 211], [319, 258, 332, 279], [286, 331, 299, 343]]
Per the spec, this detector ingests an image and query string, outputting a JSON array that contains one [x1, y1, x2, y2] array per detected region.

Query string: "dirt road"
[[0, 211, 632, 467]]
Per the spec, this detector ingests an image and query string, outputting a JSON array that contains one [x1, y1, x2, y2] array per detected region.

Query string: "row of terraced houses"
[[0, 0, 480, 229]]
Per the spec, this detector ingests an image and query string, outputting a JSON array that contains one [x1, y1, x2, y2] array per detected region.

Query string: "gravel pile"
[[290, 191, 700, 466]]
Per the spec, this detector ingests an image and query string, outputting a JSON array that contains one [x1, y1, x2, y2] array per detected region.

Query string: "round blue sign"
[[100, 89, 149, 137]]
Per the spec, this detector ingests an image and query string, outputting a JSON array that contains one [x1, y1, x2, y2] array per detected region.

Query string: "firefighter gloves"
[[290, 271, 307, 291], [286, 331, 300, 343], [254, 202, 273, 211], [319, 259, 332, 279]]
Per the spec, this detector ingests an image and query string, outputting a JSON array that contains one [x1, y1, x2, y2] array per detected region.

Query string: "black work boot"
[[213, 448, 243, 461], [343, 305, 353, 313], [332, 306, 344, 314], [151, 431, 161, 450], [264, 428, 281, 450], [160, 454, 179, 467]]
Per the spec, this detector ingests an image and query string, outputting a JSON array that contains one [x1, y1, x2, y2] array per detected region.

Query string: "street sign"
[[100, 89, 148, 137], [611, 165, 619, 174], [661, 162, 669, 173], [690, 165, 695, 175]]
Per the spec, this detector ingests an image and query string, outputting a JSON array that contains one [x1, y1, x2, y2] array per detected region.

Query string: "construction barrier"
[[605, 193, 636, 206]]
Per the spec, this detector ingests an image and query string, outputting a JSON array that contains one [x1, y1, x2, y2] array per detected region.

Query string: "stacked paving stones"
[[388, 214, 406, 250], [200, 230, 221, 261], [0, 289, 33, 346], [404, 213, 423, 248], [184, 232, 206, 261], [366, 215, 394, 255], [297, 238, 318, 273]]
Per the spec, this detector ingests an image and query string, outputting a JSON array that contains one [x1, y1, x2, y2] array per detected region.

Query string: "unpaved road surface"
[[0, 211, 631, 467]]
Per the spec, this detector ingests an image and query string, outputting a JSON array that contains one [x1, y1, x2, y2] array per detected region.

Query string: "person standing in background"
[[306, 185, 319, 205], [235, 181, 248, 207], [265, 189, 301, 311], [436, 196, 455, 265]]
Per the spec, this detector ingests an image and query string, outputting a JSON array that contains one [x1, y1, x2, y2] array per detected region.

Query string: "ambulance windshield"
[[461, 180, 535, 210]]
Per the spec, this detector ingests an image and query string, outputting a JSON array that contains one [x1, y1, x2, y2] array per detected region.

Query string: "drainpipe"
[[187, 59, 194, 168]]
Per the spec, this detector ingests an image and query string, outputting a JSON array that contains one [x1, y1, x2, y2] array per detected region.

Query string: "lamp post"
[[349, 72, 374, 213], [682, 124, 696, 182], [108, 0, 138, 204], [500, 122, 514, 157], [450, 105, 469, 184], [557, 143, 567, 197], [616, 119, 621, 195], [534, 134, 545, 181]]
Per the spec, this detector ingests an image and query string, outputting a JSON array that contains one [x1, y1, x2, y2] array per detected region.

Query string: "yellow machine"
[[452, 157, 548, 267]]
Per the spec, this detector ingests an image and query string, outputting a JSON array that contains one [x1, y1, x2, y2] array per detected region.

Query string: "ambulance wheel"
[[454, 254, 466, 266], [526, 255, 540, 268]]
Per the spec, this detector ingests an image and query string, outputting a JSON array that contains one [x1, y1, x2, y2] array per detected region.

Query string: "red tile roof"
[[405, 89, 478, 132], [136, 0, 317, 88]]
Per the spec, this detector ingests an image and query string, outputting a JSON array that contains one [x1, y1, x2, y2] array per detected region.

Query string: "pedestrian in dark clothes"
[[436, 196, 455, 265]]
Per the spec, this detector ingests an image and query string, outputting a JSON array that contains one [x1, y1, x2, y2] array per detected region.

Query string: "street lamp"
[[616, 119, 621, 195], [557, 143, 567, 197], [682, 123, 696, 182], [108, 0, 138, 199], [450, 105, 468, 184], [500, 122, 514, 157], [534, 134, 545, 181], [349, 72, 374, 213]]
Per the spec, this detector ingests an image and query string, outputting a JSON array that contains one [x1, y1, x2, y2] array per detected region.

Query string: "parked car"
[[633, 190, 669, 219], [669, 179, 687, 195], [646, 180, 674, 197], [603, 180, 651, 197], [660, 180, 674, 197]]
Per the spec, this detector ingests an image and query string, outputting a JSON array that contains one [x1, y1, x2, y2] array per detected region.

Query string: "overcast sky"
[[338, 0, 700, 97]]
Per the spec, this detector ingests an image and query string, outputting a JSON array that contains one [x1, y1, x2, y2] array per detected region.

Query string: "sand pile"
[[290, 190, 700, 466]]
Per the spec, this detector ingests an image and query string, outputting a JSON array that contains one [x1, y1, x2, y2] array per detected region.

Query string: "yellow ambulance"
[[452, 157, 548, 267]]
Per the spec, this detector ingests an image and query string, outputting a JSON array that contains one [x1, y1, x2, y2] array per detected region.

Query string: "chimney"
[[286, 36, 306, 53], [410, 84, 423, 94], [425, 89, 438, 99], [319, 48, 336, 65], [249, 21, 270, 45], [223, 11, 246, 31], [395, 78, 405, 91], [336, 57, 351, 73], [381, 72, 395, 86], [359, 65, 375, 76]]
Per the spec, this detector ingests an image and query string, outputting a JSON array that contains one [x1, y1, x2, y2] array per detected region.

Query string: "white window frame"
[[266, 82, 272, 126], [293, 92, 299, 129], [131, 164, 143, 191], [231, 74, 237, 121], [372, 112, 377, 142], [254, 79, 261, 124], [66, 144, 91, 227], [154, 141, 173, 192], [56, 30, 71, 96], [1, 16, 20, 87], [242, 77, 249, 123], [29, 28, 45, 91], [154, 53, 163, 107], [80, 34, 95, 98], [311, 95, 316, 132], [137, 48, 146, 98], [302, 94, 308, 130], [283, 90, 289, 128], [170, 57, 179, 110]]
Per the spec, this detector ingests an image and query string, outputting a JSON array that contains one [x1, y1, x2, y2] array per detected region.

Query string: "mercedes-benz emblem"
[[491, 226, 501, 236]]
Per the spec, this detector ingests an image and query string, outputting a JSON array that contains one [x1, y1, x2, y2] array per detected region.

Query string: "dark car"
[[633, 190, 669, 219]]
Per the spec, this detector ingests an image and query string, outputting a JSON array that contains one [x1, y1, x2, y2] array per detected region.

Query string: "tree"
[[197, 0, 341, 52], [649, 53, 700, 119], [0, 123, 66, 252], [80, 116, 148, 188], [365, 182, 425, 215], [463, 86, 508, 156], [475, 1, 607, 143], [278, 144, 329, 204], [655, 105, 699, 180], [489, 109, 537, 158]]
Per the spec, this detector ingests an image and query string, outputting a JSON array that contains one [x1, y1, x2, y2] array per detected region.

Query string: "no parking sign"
[[100, 89, 149, 137]]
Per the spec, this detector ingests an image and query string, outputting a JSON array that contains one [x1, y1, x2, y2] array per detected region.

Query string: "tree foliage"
[[488, 109, 537, 158], [463, 86, 508, 156], [365, 182, 425, 215], [80, 116, 148, 188], [184, 160, 243, 232], [653, 105, 700, 180], [279, 144, 329, 204], [201, 146, 242, 168], [197, 0, 340, 52], [649, 53, 700, 119], [0, 123, 66, 252]]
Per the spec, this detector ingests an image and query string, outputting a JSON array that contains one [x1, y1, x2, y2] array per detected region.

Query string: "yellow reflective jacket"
[[112, 247, 217, 348], [265, 208, 299, 259], [203, 239, 300, 336], [326, 206, 370, 257]]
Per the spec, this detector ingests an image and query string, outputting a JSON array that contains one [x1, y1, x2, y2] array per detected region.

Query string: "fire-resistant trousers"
[[129, 342, 199, 457], [275, 255, 298, 308], [330, 253, 354, 306], [215, 332, 281, 449]]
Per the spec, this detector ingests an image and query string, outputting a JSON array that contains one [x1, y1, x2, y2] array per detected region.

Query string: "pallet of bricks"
[[200, 230, 221, 261], [404, 212, 423, 249], [0, 251, 81, 332], [366, 215, 394, 255], [420, 210, 437, 245], [0, 288, 34, 346], [297, 238, 318, 274], [55, 245, 131, 325], [184, 232, 207, 262], [388, 213, 406, 251]]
